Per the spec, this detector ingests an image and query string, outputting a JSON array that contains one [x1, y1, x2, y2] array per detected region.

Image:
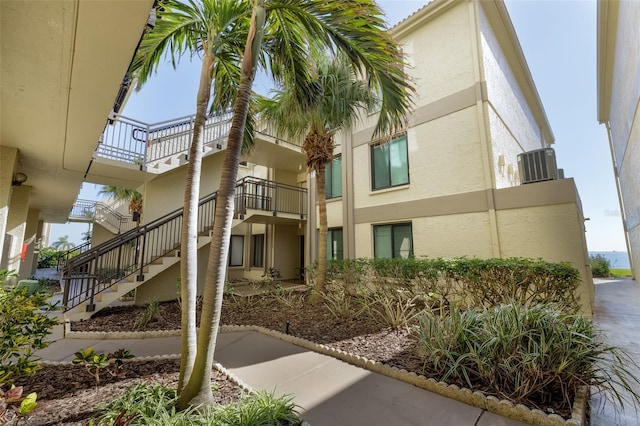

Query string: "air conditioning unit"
[[517, 148, 558, 184]]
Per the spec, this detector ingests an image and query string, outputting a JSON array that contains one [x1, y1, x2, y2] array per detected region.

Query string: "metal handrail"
[[56, 242, 92, 271], [69, 199, 134, 234], [95, 110, 234, 169], [62, 178, 307, 312]]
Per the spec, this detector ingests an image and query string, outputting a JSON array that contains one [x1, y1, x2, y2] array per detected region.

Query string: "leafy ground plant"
[[0, 269, 59, 384], [0, 385, 38, 424], [415, 302, 640, 416], [96, 384, 300, 425], [73, 348, 134, 389]]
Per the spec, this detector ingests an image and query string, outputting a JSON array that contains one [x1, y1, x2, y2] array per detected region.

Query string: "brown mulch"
[[12, 359, 243, 425], [12, 288, 574, 423]]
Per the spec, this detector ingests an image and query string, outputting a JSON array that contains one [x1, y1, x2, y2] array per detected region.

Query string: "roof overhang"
[[1, 0, 154, 223], [597, 0, 619, 123]]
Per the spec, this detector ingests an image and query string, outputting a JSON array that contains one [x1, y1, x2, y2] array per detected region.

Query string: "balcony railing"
[[96, 110, 233, 170], [62, 178, 307, 312], [69, 199, 135, 234]]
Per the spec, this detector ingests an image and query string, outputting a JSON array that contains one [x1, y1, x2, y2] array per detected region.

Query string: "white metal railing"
[[96, 110, 234, 169]]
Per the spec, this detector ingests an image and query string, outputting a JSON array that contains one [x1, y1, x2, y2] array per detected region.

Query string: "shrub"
[[311, 257, 581, 313], [37, 247, 61, 269], [0, 270, 59, 384], [96, 384, 300, 425], [590, 254, 611, 278], [415, 303, 640, 414]]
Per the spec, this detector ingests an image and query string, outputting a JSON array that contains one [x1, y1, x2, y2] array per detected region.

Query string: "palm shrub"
[[415, 303, 640, 415]]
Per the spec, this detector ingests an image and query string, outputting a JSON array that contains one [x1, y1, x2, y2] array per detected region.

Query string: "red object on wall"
[[21, 243, 27, 261]]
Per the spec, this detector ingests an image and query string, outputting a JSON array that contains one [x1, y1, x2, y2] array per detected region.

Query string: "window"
[[325, 156, 342, 199], [371, 135, 409, 190], [251, 234, 264, 268], [229, 235, 244, 266], [327, 228, 344, 260], [373, 223, 413, 259]]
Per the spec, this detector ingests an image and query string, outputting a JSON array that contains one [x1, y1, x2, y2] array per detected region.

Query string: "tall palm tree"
[[51, 235, 73, 251], [135, 0, 413, 409], [131, 0, 251, 397], [257, 54, 380, 302]]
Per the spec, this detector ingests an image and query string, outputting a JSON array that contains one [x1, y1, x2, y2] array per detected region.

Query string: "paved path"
[[591, 277, 640, 426], [38, 330, 525, 425]]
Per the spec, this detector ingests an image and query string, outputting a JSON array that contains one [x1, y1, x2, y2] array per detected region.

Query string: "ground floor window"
[[327, 228, 344, 260], [251, 234, 265, 267], [229, 235, 244, 266], [373, 223, 413, 259]]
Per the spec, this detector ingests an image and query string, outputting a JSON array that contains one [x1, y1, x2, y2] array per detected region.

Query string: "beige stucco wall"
[[3, 185, 31, 274], [91, 222, 118, 247], [496, 204, 593, 316], [273, 224, 300, 280], [479, 3, 545, 190], [603, 0, 640, 279], [397, 1, 476, 108], [19, 209, 40, 279], [352, 107, 486, 210], [0, 147, 18, 266]]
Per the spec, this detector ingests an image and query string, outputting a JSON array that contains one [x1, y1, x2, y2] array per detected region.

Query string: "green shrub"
[[0, 270, 59, 384], [415, 303, 640, 413], [96, 384, 300, 425], [311, 257, 581, 313], [590, 254, 611, 278], [37, 247, 61, 269]]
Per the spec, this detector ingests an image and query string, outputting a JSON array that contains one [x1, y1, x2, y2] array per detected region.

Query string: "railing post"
[[137, 231, 146, 281], [86, 251, 98, 312]]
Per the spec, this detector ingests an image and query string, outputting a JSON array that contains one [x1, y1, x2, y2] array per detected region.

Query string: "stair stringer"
[[63, 219, 241, 323]]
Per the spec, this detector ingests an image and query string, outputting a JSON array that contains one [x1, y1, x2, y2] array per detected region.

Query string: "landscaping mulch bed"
[[14, 290, 576, 423]]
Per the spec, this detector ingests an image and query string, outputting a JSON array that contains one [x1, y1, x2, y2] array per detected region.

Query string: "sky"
[[49, 0, 627, 253]]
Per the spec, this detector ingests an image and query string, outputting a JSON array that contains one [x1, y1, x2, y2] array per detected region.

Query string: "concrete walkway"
[[591, 277, 640, 426], [37, 330, 525, 425]]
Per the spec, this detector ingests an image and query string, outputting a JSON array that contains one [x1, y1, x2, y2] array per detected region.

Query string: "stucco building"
[[597, 0, 639, 280], [1, 0, 594, 320]]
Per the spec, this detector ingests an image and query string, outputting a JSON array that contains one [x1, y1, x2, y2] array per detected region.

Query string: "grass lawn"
[[610, 268, 632, 277]]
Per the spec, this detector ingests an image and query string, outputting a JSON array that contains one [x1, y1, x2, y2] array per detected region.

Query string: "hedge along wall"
[[308, 257, 581, 313]]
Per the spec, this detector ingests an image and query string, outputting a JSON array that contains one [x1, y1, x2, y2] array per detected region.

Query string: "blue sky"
[[50, 0, 626, 252]]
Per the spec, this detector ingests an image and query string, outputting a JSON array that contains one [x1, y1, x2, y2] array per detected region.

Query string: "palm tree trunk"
[[177, 51, 214, 393], [177, 0, 266, 409], [311, 165, 329, 303]]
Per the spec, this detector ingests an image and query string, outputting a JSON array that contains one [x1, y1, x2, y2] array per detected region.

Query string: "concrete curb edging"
[[64, 326, 588, 426]]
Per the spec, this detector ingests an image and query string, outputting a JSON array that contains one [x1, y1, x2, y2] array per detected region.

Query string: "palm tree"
[[135, 0, 413, 409], [257, 54, 379, 302], [98, 186, 144, 225], [131, 0, 251, 397], [51, 235, 73, 251]]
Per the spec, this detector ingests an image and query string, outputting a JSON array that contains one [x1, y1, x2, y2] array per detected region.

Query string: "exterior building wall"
[[272, 224, 301, 280], [3, 185, 31, 275], [19, 209, 40, 280], [0, 147, 18, 266], [599, 0, 640, 279], [479, 4, 545, 190]]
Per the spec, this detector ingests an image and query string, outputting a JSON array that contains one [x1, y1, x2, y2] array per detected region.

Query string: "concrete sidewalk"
[[37, 330, 526, 426], [591, 277, 640, 426]]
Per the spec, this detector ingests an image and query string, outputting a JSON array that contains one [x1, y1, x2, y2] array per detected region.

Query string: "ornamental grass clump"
[[97, 384, 300, 425], [415, 302, 640, 416]]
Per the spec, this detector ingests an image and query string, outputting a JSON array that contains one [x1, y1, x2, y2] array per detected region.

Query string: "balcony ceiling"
[[0, 0, 153, 223]]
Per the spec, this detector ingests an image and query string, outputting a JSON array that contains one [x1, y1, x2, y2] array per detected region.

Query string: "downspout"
[[604, 121, 634, 277]]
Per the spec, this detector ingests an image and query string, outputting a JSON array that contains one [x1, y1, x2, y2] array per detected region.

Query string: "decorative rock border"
[[64, 326, 588, 426]]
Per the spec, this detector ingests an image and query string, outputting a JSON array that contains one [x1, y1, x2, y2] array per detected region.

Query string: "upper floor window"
[[325, 156, 342, 199], [373, 222, 413, 259], [371, 135, 409, 190]]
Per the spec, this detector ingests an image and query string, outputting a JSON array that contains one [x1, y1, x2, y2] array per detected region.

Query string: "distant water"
[[589, 251, 630, 269]]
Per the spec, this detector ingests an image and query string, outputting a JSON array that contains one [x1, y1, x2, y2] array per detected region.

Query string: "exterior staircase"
[[62, 177, 307, 321]]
